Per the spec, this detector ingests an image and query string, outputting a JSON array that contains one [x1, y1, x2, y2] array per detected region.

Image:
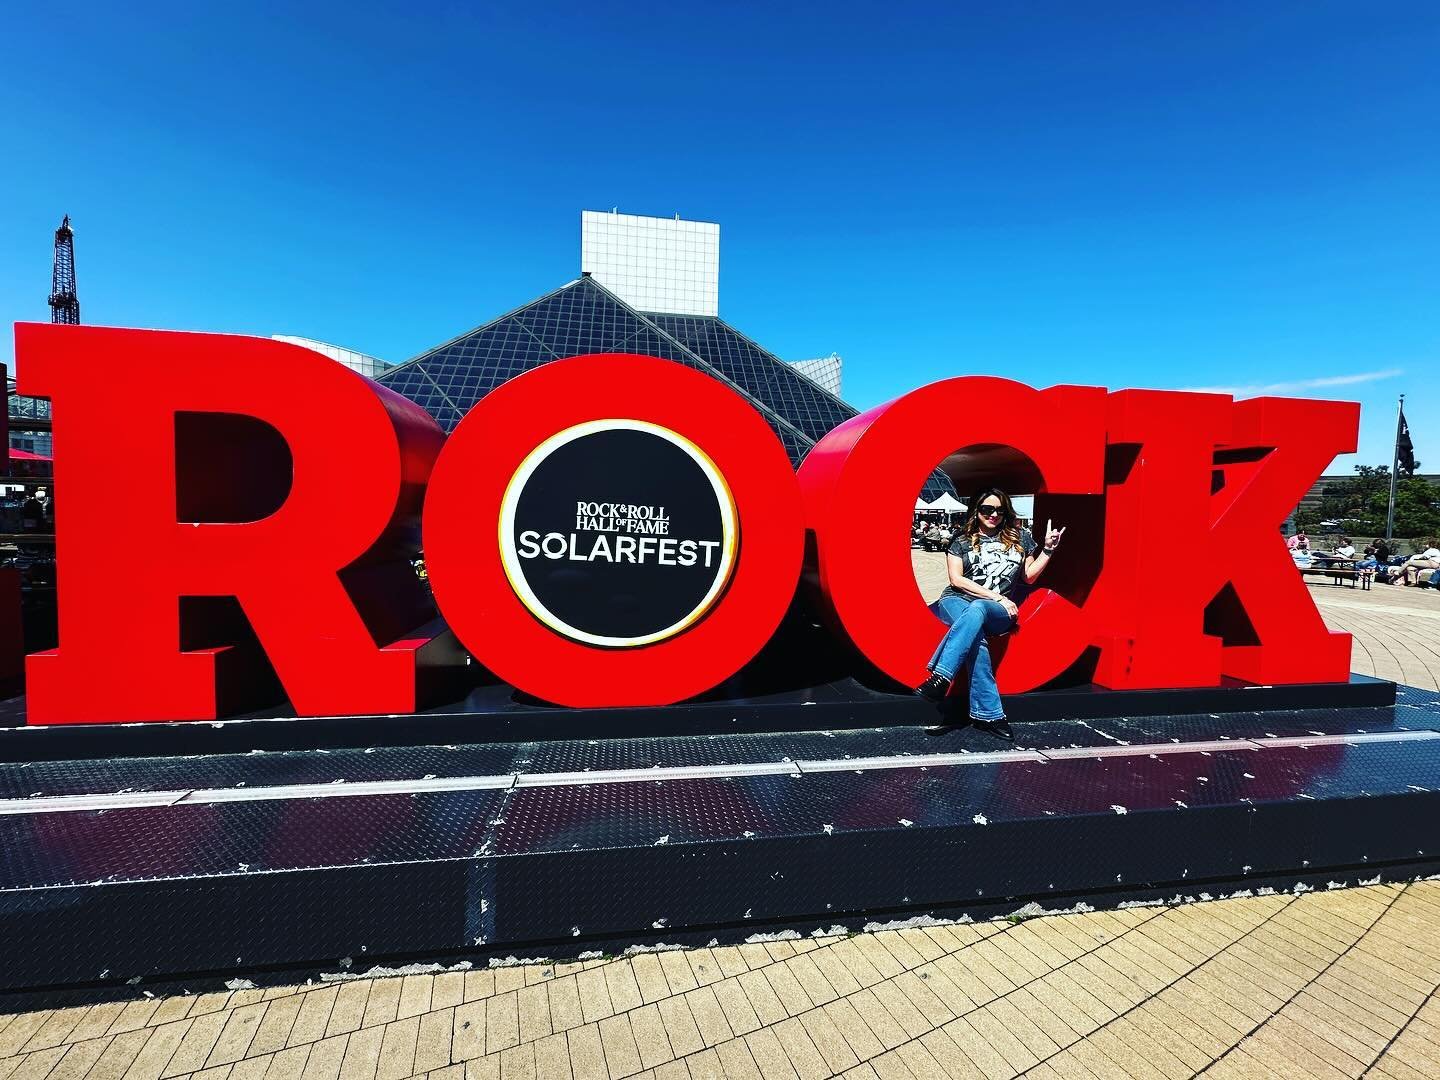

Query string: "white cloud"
[[1179, 367, 1404, 398]]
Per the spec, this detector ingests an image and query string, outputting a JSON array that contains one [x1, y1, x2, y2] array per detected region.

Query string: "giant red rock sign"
[[14, 323, 1358, 722]]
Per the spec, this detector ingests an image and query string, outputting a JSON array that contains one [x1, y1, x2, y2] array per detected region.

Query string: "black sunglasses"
[[977, 504, 1005, 517]]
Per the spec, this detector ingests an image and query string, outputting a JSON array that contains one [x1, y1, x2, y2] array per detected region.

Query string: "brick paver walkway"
[[1301, 586, 1440, 690], [1, 556, 1437, 1079], [3, 883, 1439, 1079]]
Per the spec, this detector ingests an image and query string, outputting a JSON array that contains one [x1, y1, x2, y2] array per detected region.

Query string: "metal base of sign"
[[0, 673, 1397, 761], [1, 682, 1436, 997]]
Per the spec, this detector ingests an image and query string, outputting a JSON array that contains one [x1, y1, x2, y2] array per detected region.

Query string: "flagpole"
[[1386, 394, 1403, 541]]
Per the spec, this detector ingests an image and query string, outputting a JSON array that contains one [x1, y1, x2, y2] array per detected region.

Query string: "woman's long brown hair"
[[963, 487, 1023, 553]]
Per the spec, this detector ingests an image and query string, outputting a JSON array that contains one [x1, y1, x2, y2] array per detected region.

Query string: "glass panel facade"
[[272, 336, 393, 380], [644, 314, 855, 445], [377, 277, 954, 498], [788, 355, 842, 397], [7, 390, 53, 457]]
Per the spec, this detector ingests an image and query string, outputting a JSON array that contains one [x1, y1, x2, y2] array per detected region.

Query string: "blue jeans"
[[927, 594, 1015, 721]]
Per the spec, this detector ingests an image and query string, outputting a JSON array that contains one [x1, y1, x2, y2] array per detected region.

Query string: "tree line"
[[1295, 462, 1440, 538]]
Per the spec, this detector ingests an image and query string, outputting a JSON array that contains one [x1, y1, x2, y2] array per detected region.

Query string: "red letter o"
[[424, 354, 804, 707]]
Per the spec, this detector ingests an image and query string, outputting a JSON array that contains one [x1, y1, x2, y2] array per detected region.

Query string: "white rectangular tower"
[[581, 210, 719, 317]]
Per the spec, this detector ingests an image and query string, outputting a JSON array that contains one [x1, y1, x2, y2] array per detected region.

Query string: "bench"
[[1298, 563, 1370, 591]]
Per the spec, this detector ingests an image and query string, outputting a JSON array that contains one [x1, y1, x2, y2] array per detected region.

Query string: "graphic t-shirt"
[[943, 528, 1038, 599]]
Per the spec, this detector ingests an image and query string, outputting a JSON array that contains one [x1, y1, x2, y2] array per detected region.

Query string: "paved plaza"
[[2, 556, 1438, 1079]]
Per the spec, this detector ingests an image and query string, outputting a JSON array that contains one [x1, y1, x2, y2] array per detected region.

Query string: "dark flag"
[[1398, 405, 1416, 476]]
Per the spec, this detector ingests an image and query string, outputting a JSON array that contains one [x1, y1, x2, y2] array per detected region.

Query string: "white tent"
[[914, 497, 935, 511], [928, 493, 967, 512]]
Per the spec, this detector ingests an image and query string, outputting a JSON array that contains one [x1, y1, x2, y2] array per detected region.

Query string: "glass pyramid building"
[[377, 274, 954, 498]]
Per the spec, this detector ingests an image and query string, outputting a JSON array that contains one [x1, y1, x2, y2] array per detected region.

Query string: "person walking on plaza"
[[915, 488, 1065, 730]]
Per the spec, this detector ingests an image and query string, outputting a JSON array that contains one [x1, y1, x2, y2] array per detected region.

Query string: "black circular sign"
[[500, 420, 737, 647]]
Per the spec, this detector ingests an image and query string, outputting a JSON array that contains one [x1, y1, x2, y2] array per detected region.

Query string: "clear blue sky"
[[2, 1, 1435, 472]]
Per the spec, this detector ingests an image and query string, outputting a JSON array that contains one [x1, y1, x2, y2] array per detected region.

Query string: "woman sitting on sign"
[[915, 488, 1065, 729]]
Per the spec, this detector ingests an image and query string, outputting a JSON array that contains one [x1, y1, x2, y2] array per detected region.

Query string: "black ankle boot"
[[915, 672, 951, 704], [971, 715, 1014, 741]]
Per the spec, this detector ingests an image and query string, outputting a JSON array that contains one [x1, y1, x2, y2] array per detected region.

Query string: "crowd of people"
[[913, 518, 958, 551], [1288, 529, 1440, 588]]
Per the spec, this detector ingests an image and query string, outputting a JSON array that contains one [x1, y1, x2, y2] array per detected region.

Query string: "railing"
[[7, 395, 51, 422]]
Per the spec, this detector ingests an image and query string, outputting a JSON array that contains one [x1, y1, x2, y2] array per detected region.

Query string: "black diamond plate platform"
[[0, 683, 1436, 997], [0, 673, 1396, 762]]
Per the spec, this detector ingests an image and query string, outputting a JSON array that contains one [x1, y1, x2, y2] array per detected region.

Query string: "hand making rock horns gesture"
[[1044, 519, 1066, 552]]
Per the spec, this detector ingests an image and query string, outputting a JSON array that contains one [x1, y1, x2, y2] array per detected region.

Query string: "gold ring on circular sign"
[[497, 418, 738, 647]]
